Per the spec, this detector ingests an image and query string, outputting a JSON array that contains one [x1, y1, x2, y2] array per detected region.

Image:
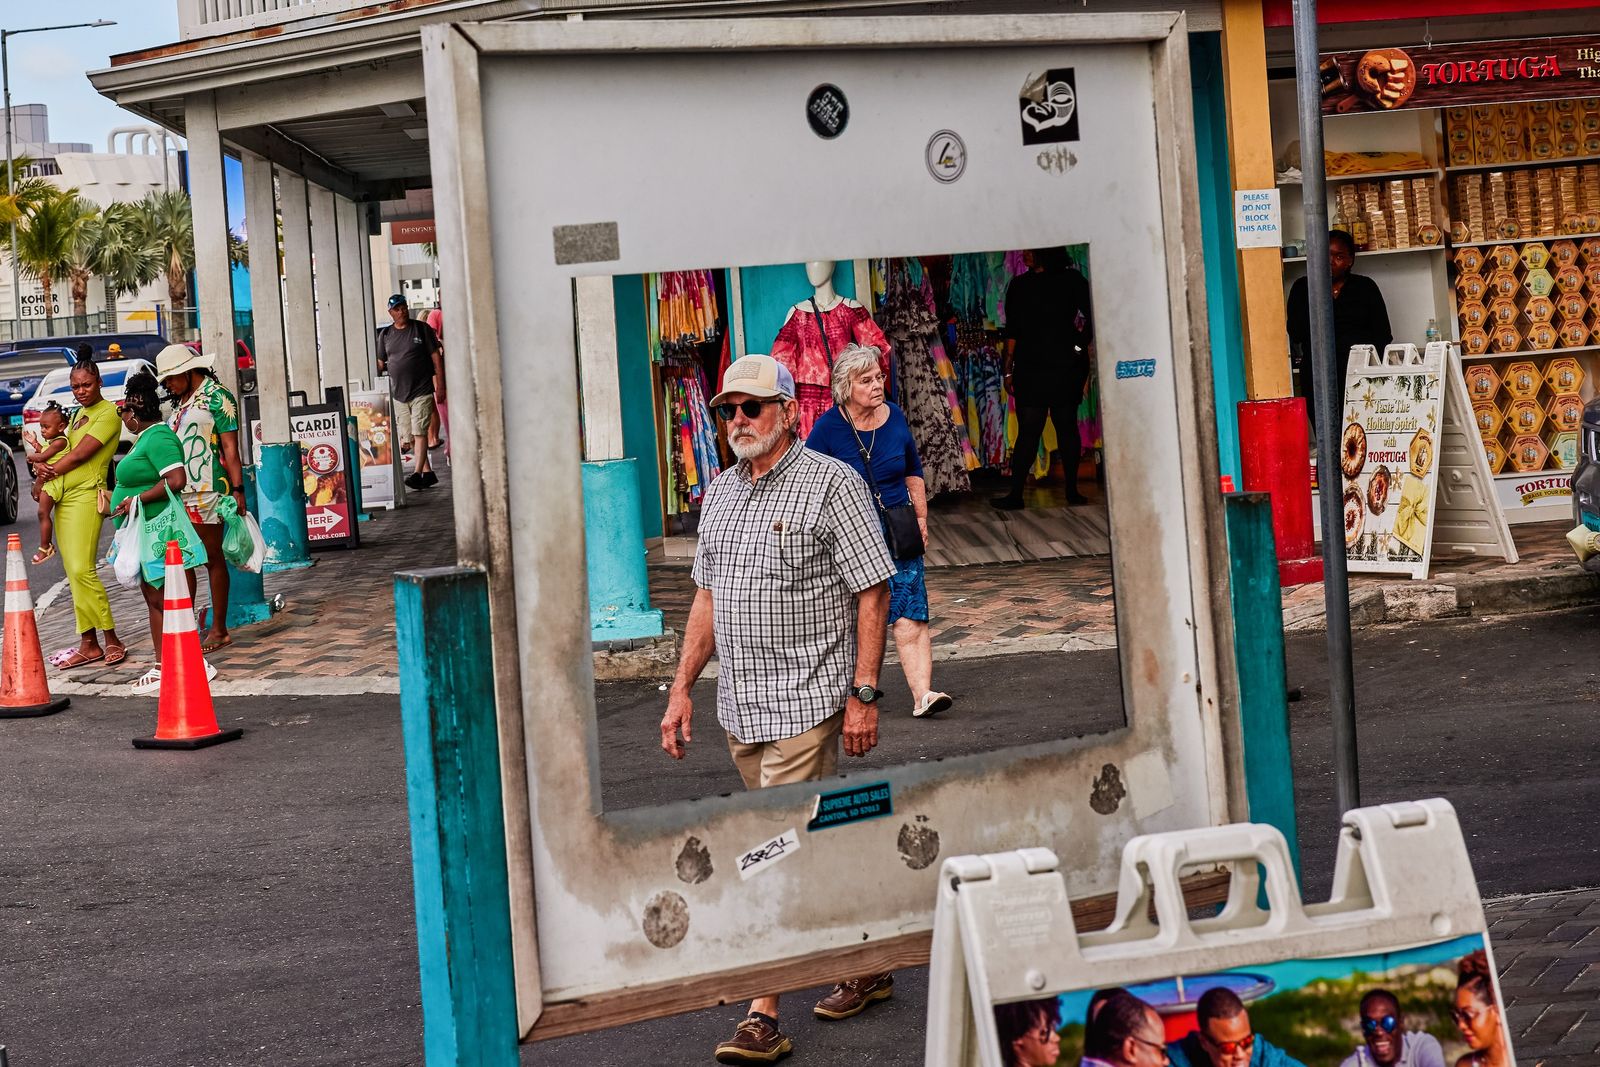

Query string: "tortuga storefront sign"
[[1321, 36, 1600, 114]]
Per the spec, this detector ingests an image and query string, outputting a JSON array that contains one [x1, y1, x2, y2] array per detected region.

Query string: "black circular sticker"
[[807, 84, 849, 139]]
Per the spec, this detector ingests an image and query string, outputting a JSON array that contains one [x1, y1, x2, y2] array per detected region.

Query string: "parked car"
[[24, 359, 158, 449], [185, 338, 257, 395], [0, 432, 17, 526], [0, 347, 75, 447], [1574, 398, 1600, 575], [0, 332, 170, 363]]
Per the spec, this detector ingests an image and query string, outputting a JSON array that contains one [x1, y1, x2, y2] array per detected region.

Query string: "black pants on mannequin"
[[994, 364, 1090, 508]]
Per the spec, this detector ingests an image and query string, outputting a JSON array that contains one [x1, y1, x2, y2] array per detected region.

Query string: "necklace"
[[847, 406, 881, 461]]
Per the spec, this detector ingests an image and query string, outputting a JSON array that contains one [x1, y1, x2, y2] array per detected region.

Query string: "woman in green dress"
[[39, 361, 125, 670], [109, 370, 190, 693]]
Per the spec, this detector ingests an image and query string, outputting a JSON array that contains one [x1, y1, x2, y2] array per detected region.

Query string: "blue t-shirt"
[[806, 403, 923, 509], [1168, 1032, 1308, 1067]]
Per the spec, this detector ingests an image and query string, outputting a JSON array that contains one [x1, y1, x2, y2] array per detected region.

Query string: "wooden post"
[[1220, 0, 1294, 401], [183, 92, 235, 386], [395, 567, 519, 1067], [1224, 493, 1302, 879]]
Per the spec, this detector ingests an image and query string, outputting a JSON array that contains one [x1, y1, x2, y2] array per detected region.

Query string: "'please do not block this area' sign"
[[1234, 189, 1282, 249]]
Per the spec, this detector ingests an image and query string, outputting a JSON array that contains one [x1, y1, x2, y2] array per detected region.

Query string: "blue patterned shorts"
[[887, 556, 929, 624]]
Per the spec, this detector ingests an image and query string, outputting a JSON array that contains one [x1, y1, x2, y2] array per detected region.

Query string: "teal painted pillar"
[[583, 458, 664, 642], [1190, 31, 1248, 486], [227, 467, 275, 629], [255, 441, 313, 572], [394, 567, 519, 1067], [1224, 492, 1302, 880]]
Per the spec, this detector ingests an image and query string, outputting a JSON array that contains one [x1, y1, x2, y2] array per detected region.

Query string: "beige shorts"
[[726, 712, 842, 790], [394, 393, 438, 441]]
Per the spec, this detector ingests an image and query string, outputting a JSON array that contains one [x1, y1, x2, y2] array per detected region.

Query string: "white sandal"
[[914, 691, 953, 718]]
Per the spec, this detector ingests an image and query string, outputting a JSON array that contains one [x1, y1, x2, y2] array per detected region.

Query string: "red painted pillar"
[[1237, 398, 1323, 587]]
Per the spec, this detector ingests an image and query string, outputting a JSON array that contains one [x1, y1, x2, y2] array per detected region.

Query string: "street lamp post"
[[3, 18, 116, 333]]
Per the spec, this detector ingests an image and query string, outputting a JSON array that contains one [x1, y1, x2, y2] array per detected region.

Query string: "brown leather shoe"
[[714, 1013, 794, 1064], [813, 973, 894, 1020]]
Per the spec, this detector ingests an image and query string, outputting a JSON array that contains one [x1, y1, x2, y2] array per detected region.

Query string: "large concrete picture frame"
[[421, 13, 1245, 1041]]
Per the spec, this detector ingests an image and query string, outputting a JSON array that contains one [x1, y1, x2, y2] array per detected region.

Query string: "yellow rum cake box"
[[1464, 362, 1503, 402], [1509, 432, 1552, 472], [1503, 360, 1544, 399]]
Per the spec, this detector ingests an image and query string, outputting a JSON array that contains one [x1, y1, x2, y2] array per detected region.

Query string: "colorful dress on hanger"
[[769, 299, 892, 438], [876, 280, 972, 496]]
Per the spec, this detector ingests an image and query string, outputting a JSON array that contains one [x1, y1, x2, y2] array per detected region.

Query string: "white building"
[[3, 105, 180, 331]]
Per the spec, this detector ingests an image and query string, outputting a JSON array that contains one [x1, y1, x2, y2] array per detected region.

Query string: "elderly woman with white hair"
[[806, 343, 953, 719]]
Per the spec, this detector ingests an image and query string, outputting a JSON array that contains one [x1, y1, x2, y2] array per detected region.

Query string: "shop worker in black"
[[992, 246, 1094, 510], [1286, 228, 1392, 430]]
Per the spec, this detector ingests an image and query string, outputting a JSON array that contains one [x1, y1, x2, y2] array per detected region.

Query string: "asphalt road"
[[0, 608, 1595, 1064], [0, 448, 71, 593]]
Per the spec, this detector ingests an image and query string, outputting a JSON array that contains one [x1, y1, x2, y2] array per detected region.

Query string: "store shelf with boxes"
[[1270, 74, 1600, 524], [1269, 80, 1453, 364]]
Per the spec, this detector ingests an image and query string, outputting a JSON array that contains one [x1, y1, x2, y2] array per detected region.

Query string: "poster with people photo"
[[991, 934, 1512, 1067]]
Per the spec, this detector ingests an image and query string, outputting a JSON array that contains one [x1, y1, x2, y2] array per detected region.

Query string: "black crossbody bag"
[[813, 300, 924, 561]]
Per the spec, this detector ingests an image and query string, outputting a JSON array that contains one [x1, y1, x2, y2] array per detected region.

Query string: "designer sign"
[[1019, 68, 1079, 145]]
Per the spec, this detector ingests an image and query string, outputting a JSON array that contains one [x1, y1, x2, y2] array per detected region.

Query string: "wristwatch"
[[851, 684, 882, 704]]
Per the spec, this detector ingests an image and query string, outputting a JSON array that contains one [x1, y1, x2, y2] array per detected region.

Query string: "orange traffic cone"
[[132, 540, 242, 750], [0, 534, 68, 718]]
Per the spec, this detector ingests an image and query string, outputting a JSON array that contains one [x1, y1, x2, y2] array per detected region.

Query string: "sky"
[[6, 0, 179, 152]]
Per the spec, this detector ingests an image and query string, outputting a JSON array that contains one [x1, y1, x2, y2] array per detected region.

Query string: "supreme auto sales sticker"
[[807, 84, 849, 139]]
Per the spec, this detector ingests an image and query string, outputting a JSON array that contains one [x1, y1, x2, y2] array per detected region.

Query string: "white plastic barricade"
[[928, 798, 1516, 1067]]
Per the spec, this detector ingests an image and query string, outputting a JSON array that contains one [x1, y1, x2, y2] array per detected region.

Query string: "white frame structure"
[[422, 12, 1245, 1040]]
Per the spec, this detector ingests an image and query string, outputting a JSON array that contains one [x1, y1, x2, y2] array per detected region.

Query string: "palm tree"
[[228, 227, 248, 269], [133, 189, 195, 311], [95, 202, 162, 322], [0, 155, 53, 229], [61, 198, 107, 319], [14, 190, 95, 326]]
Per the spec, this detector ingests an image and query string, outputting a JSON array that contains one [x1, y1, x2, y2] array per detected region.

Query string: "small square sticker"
[[1020, 68, 1079, 145]]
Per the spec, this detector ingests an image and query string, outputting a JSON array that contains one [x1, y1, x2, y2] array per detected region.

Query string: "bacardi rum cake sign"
[[1322, 36, 1600, 114]]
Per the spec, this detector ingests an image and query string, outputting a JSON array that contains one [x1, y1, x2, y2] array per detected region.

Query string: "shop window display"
[[1274, 76, 1600, 524], [595, 248, 1126, 812]]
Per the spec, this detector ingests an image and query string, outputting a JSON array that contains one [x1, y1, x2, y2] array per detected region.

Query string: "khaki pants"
[[726, 712, 842, 790]]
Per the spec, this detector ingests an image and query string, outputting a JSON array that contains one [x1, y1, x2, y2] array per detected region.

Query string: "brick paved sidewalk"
[[31, 465, 1589, 692], [1486, 886, 1600, 1066], [649, 521, 1590, 656], [35, 469, 456, 692]]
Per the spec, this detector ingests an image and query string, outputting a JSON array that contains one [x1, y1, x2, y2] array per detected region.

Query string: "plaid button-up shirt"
[[693, 439, 895, 744]]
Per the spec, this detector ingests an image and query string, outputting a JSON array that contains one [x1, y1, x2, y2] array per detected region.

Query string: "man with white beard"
[[659, 354, 895, 1065]]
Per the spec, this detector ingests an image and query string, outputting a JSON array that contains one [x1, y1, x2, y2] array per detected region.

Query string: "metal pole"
[[1291, 0, 1360, 815], [4, 30, 18, 330]]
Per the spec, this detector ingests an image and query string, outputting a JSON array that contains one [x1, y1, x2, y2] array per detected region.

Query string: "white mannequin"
[[780, 259, 861, 323]]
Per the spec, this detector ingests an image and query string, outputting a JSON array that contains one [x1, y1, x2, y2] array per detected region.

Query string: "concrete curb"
[[1284, 563, 1600, 632]]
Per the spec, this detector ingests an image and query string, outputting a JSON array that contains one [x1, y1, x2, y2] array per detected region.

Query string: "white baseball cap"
[[710, 354, 796, 407]]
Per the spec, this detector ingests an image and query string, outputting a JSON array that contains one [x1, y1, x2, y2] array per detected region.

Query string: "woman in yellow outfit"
[[39, 361, 126, 669]]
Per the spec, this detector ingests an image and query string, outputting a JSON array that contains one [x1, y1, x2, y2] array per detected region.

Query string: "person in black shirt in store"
[[1285, 229, 1392, 429], [991, 247, 1094, 510], [375, 293, 445, 490]]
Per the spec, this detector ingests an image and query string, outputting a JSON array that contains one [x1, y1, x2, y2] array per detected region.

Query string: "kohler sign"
[[19, 290, 61, 320]]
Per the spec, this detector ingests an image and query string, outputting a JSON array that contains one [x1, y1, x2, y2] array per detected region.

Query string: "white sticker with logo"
[[737, 828, 801, 881]]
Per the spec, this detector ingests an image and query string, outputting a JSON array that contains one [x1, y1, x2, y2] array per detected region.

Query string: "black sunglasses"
[[715, 398, 782, 420], [1362, 1015, 1399, 1035]]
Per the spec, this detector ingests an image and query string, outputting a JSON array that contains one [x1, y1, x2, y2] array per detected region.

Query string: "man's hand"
[[842, 696, 879, 757], [660, 686, 694, 759]]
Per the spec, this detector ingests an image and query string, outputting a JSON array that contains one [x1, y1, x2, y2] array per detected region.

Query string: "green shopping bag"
[[142, 486, 209, 586], [215, 495, 258, 569]]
